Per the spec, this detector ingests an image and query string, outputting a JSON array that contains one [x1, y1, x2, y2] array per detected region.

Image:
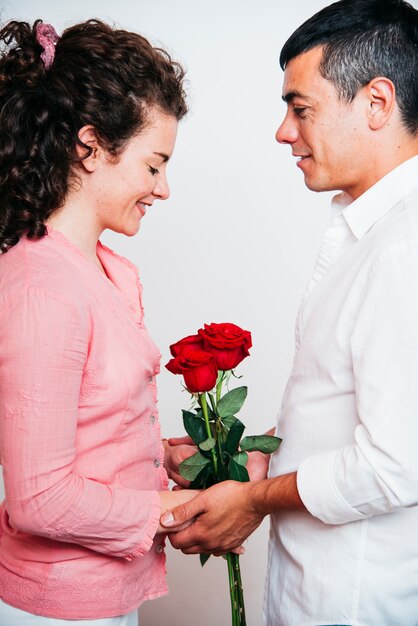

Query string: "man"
[[162, 0, 418, 623]]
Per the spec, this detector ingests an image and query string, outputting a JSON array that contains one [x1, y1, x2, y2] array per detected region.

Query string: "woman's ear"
[[366, 77, 396, 131], [75, 125, 101, 172]]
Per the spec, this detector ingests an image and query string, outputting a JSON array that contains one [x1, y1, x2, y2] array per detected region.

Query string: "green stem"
[[212, 376, 225, 471], [232, 554, 246, 625], [215, 419, 224, 465], [216, 371, 225, 404], [227, 553, 238, 626], [208, 392, 217, 414], [200, 392, 218, 476]]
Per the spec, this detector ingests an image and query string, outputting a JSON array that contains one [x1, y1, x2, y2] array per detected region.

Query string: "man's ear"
[[75, 125, 101, 173], [366, 77, 396, 131]]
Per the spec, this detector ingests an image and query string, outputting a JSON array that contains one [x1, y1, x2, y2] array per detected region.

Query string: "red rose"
[[169, 334, 204, 357], [198, 322, 252, 371], [165, 346, 218, 393]]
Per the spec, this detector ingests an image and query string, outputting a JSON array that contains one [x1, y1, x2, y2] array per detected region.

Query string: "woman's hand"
[[162, 436, 197, 487], [246, 450, 270, 481], [246, 427, 276, 481], [158, 488, 200, 533]]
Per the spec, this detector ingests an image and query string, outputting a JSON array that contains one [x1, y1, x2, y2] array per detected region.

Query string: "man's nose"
[[275, 116, 298, 145]]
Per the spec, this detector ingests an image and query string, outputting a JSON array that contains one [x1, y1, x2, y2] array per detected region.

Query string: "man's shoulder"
[[366, 187, 418, 258]]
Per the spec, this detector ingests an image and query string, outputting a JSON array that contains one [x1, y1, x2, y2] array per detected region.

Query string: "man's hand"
[[160, 480, 265, 554], [163, 436, 197, 487], [160, 472, 304, 554]]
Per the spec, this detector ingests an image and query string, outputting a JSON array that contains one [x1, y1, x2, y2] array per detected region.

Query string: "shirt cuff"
[[297, 450, 368, 525]]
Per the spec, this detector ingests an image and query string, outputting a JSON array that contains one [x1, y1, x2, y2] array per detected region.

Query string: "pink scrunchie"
[[35, 23, 59, 70]]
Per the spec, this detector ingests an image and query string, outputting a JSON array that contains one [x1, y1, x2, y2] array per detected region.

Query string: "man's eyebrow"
[[153, 151, 169, 162], [282, 90, 307, 103]]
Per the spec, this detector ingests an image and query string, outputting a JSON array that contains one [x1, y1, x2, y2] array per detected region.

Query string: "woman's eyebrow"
[[153, 151, 169, 162]]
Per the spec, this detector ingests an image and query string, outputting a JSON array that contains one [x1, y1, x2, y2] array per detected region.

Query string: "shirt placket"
[[295, 212, 353, 352]]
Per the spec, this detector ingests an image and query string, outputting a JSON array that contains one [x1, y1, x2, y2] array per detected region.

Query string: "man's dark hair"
[[280, 0, 418, 133]]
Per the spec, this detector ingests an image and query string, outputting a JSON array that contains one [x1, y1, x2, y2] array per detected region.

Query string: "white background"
[[2, 1, 416, 624]]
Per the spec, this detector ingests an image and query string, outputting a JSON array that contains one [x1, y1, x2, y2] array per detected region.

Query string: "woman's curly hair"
[[0, 19, 187, 252]]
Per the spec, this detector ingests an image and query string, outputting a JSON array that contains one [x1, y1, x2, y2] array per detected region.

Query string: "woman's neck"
[[46, 199, 105, 273]]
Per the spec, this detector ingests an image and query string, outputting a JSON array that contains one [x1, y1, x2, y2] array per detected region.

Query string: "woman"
[[0, 18, 197, 625]]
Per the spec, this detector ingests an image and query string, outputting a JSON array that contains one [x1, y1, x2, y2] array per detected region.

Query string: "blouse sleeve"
[[0, 287, 161, 560]]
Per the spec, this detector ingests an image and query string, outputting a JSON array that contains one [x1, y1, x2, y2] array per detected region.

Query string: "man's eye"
[[293, 107, 307, 118], [149, 166, 159, 175]]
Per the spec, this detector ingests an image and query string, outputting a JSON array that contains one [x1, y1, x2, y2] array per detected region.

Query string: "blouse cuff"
[[297, 450, 368, 525], [124, 491, 162, 561]]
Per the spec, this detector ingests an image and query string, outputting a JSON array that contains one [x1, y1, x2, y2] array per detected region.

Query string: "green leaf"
[[199, 437, 216, 451], [240, 435, 282, 454], [225, 418, 245, 455], [196, 405, 217, 421], [217, 387, 248, 418], [222, 415, 238, 429], [182, 410, 207, 445], [217, 462, 231, 482], [200, 553, 211, 567], [229, 458, 250, 482], [232, 451, 248, 466], [189, 462, 215, 488], [179, 451, 211, 481]]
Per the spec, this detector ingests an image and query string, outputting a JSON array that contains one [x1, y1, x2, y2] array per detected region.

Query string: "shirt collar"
[[331, 155, 418, 240]]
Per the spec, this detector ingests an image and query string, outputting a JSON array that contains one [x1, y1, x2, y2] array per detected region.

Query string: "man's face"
[[276, 46, 371, 199]]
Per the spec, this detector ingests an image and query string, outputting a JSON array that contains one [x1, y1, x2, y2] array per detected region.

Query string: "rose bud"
[[165, 346, 218, 393], [169, 334, 204, 357], [198, 322, 252, 371]]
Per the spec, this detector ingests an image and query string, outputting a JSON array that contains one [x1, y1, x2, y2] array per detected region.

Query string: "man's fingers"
[[164, 518, 195, 532], [213, 546, 246, 557]]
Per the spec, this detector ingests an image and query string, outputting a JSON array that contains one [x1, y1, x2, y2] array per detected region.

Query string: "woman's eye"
[[149, 166, 159, 175]]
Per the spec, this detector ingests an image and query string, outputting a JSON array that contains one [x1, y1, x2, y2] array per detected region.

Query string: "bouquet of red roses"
[[166, 322, 281, 626]]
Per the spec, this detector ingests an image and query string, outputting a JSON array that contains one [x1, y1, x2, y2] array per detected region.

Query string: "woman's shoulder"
[[0, 234, 91, 304]]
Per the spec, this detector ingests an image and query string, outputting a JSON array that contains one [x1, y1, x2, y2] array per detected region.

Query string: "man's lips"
[[136, 201, 151, 217], [294, 154, 312, 169]]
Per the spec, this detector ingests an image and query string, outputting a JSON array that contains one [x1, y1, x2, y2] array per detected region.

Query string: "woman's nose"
[[154, 172, 170, 200]]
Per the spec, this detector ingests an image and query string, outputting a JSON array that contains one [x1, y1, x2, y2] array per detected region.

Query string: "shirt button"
[[150, 415, 156, 425], [148, 376, 154, 384], [156, 544, 164, 554], [154, 459, 160, 468]]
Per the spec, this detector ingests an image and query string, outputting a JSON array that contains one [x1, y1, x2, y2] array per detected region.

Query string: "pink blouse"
[[0, 228, 168, 619]]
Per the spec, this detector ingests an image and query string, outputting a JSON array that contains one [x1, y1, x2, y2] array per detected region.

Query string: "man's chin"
[[303, 175, 339, 194], [303, 177, 325, 193]]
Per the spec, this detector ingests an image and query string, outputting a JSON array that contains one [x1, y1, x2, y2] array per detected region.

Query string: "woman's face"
[[91, 109, 178, 236]]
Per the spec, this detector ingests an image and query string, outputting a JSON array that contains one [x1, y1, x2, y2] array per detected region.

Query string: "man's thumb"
[[160, 511, 176, 527], [160, 501, 197, 528]]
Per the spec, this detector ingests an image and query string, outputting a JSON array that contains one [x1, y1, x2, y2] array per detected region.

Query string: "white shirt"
[[265, 156, 418, 626]]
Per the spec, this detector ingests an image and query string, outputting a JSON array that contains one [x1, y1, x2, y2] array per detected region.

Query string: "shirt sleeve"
[[0, 287, 161, 559], [297, 243, 418, 525]]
